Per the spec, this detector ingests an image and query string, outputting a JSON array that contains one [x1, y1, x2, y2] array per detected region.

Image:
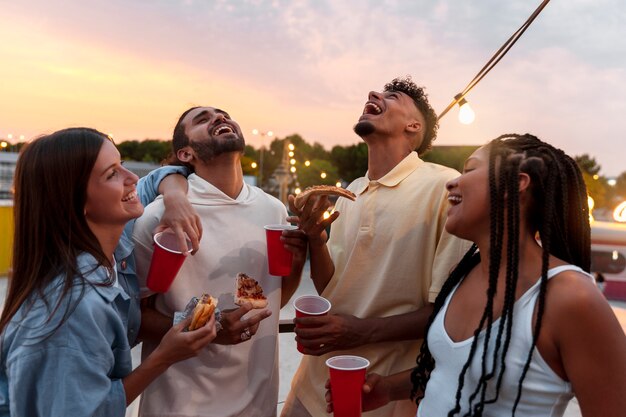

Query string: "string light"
[[437, 0, 552, 123], [457, 97, 475, 124]]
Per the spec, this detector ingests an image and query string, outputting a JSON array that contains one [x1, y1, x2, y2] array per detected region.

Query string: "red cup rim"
[[153, 231, 192, 254], [325, 355, 370, 371], [264, 224, 298, 231], [293, 295, 332, 315]]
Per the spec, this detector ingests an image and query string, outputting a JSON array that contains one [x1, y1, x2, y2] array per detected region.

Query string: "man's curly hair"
[[384, 76, 439, 155]]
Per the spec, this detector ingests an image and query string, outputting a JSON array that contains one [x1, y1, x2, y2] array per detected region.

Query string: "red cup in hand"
[[326, 355, 370, 417], [264, 224, 298, 276], [146, 231, 192, 293], [293, 295, 331, 354]]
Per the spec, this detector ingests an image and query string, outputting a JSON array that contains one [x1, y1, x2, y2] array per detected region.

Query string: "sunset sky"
[[1, 0, 625, 175]]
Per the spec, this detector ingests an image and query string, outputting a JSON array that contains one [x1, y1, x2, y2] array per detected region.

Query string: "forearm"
[[281, 262, 304, 308], [386, 369, 416, 402], [158, 173, 188, 197], [138, 300, 173, 344], [309, 240, 335, 294], [123, 351, 170, 405], [361, 304, 433, 344]]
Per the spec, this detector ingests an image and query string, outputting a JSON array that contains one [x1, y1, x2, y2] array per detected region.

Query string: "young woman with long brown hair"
[[0, 128, 216, 416]]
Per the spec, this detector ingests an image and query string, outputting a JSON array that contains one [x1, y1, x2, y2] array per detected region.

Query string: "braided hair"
[[410, 134, 591, 416]]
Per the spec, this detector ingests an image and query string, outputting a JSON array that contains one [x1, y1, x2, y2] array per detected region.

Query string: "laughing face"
[[181, 106, 245, 162], [353, 90, 422, 140], [84, 140, 143, 230], [444, 145, 491, 241]]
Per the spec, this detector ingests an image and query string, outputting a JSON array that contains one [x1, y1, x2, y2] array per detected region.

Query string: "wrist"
[[308, 236, 327, 248], [361, 317, 380, 345], [163, 189, 186, 201], [143, 348, 172, 373]]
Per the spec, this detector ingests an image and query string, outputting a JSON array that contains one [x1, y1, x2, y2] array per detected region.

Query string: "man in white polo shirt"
[[282, 76, 472, 417]]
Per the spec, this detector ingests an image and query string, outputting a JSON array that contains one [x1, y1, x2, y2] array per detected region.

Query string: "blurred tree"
[[139, 140, 171, 163], [241, 155, 257, 177], [330, 143, 368, 183], [582, 171, 608, 209], [117, 140, 141, 160], [422, 145, 478, 172], [114, 137, 620, 214], [118, 140, 170, 163], [614, 172, 626, 200], [575, 154, 602, 176], [575, 154, 611, 209], [296, 159, 339, 188]]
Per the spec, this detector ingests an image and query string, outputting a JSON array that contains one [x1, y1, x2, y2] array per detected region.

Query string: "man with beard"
[[281, 77, 471, 417], [132, 106, 308, 417]]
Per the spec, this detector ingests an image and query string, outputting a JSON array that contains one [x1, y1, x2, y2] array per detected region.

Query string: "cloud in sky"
[[0, 0, 625, 175]]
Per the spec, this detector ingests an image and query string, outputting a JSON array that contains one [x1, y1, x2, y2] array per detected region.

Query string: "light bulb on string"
[[457, 97, 475, 124]]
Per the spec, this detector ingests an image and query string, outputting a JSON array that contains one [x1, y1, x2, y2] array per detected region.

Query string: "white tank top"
[[418, 265, 591, 417]]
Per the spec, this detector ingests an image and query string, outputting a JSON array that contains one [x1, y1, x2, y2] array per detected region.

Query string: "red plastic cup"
[[146, 231, 192, 293], [326, 355, 370, 417], [293, 295, 331, 354], [264, 224, 298, 276]]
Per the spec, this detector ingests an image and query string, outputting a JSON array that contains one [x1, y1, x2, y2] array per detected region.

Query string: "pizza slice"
[[293, 185, 356, 210], [234, 273, 268, 309]]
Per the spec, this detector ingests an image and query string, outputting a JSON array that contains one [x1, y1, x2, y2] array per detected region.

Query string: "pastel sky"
[[1, 0, 625, 175]]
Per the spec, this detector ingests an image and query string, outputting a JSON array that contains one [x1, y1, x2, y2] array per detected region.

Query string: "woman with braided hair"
[[325, 134, 626, 416]]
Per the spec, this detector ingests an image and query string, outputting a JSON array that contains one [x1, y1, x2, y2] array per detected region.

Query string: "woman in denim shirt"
[[0, 128, 216, 416]]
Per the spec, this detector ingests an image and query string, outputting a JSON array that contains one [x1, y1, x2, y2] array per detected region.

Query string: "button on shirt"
[[0, 253, 132, 417]]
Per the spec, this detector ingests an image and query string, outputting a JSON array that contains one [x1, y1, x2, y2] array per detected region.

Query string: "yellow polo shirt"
[[290, 152, 472, 417]]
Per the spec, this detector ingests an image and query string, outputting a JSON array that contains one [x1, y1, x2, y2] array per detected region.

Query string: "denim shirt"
[[0, 253, 132, 417], [114, 165, 188, 346]]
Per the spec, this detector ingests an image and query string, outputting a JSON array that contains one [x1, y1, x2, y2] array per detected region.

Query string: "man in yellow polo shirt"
[[282, 76, 472, 417]]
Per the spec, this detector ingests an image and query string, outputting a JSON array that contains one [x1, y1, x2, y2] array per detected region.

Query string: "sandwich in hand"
[[234, 273, 268, 309], [188, 293, 218, 331], [293, 185, 356, 210]]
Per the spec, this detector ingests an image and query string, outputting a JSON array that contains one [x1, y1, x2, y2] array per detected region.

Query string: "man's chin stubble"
[[353, 121, 375, 137]]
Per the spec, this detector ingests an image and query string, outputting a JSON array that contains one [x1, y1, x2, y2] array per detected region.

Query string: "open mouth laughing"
[[362, 102, 382, 115], [213, 124, 235, 136], [447, 194, 462, 206], [122, 189, 138, 202]]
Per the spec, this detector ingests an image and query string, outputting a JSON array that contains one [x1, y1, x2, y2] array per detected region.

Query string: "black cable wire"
[[438, 0, 551, 121]]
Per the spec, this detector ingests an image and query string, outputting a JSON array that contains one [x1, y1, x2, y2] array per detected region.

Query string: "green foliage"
[[582, 171, 608, 209], [422, 145, 479, 172], [330, 143, 368, 183], [241, 155, 257, 177], [615, 172, 626, 200], [118, 139, 171, 163], [112, 137, 626, 213], [575, 154, 601, 176], [295, 159, 339, 188]]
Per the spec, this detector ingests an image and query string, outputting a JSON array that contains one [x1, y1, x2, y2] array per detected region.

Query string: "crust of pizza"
[[234, 273, 268, 309], [293, 185, 356, 210], [189, 294, 217, 331]]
